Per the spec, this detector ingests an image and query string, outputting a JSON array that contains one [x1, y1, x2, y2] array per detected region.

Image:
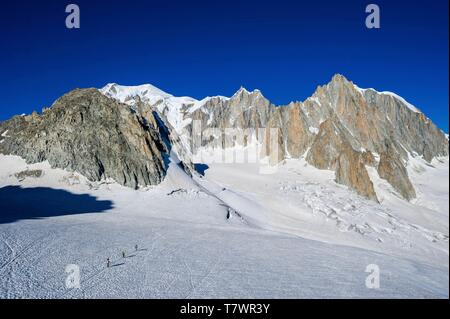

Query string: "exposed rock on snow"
[[378, 147, 416, 201], [335, 144, 378, 202], [14, 169, 43, 181], [0, 89, 169, 189]]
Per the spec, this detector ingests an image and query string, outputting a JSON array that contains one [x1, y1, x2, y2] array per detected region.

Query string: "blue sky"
[[0, 0, 448, 131]]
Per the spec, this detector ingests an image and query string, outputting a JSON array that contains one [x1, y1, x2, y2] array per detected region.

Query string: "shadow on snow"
[[0, 186, 114, 224]]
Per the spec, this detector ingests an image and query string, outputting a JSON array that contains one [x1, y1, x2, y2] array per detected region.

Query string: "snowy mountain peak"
[[99, 82, 174, 106], [233, 86, 263, 98]]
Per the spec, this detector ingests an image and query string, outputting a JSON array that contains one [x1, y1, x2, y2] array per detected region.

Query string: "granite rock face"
[[0, 89, 170, 189], [305, 118, 377, 201], [377, 145, 417, 201], [171, 74, 447, 201], [335, 144, 378, 202]]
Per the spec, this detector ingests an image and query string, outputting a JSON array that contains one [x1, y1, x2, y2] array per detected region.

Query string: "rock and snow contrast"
[[0, 74, 448, 298]]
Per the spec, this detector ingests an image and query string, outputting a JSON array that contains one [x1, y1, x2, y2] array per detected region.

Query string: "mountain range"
[[0, 74, 448, 202]]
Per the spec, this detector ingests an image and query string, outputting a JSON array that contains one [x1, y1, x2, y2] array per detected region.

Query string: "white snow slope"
[[0, 152, 448, 299]]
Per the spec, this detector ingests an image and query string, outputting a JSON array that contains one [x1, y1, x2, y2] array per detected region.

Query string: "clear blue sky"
[[0, 0, 448, 131]]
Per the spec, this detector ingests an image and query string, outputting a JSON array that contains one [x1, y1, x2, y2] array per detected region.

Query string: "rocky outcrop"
[[306, 118, 377, 201], [377, 146, 416, 201], [0, 89, 170, 188], [281, 103, 312, 158], [335, 145, 378, 202]]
